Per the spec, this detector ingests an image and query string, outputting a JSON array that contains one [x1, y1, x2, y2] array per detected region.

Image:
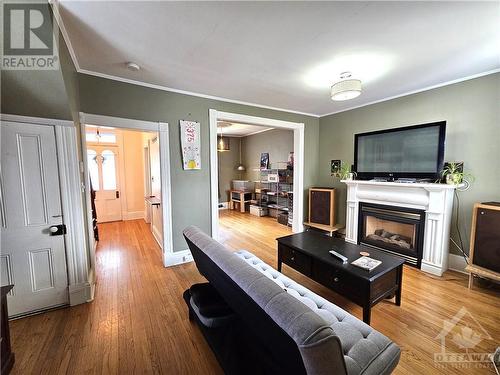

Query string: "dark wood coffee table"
[[276, 231, 405, 325]]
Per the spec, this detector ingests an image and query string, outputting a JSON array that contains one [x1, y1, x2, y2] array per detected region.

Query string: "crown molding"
[[78, 69, 320, 118], [320, 68, 500, 117], [50, 0, 81, 71]]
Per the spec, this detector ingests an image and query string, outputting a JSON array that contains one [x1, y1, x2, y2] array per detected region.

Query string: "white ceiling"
[[58, 1, 500, 117], [217, 122, 273, 137]]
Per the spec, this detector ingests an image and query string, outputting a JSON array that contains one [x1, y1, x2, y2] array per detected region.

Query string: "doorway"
[[80, 113, 173, 267], [209, 110, 305, 240]]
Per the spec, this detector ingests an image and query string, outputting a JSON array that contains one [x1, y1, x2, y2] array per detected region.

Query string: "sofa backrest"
[[183, 226, 347, 375]]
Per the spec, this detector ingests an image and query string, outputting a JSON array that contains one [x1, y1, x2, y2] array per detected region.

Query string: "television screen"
[[354, 122, 446, 179]]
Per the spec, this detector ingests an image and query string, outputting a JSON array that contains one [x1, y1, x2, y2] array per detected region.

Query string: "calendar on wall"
[[180, 120, 201, 170]]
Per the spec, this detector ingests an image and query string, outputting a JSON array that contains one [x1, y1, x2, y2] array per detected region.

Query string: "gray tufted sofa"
[[183, 226, 401, 375]]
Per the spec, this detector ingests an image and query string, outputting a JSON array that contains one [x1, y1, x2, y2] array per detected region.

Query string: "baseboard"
[[123, 211, 145, 220], [164, 249, 193, 267], [218, 202, 229, 209], [152, 225, 163, 249], [69, 281, 94, 306], [421, 261, 444, 277], [448, 253, 468, 274]]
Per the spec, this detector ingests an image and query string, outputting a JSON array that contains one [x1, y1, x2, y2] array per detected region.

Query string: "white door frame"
[[0, 113, 92, 306], [79, 113, 174, 267], [209, 109, 305, 239]]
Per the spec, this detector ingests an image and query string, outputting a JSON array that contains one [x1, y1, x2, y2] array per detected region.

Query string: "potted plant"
[[441, 162, 474, 185], [332, 162, 356, 180]]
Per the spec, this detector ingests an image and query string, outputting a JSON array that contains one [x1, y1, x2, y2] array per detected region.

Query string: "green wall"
[[318, 73, 500, 255], [1, 33, 74, 121], [78, 74, 319, 251], [242, 128, 294, 182]]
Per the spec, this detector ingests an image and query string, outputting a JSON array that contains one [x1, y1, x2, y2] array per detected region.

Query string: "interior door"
[[86, 146, 122, 223], [1, 121, 69, 317]]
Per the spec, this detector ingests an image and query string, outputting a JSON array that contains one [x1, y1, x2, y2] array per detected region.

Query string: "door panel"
[[1, 121, 69, 316], [87, 146, 122, 223]]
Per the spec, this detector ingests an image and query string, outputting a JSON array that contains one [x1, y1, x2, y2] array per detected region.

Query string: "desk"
[[229, 190, 254, 213]]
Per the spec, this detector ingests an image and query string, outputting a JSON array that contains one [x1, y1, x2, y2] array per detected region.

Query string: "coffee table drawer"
[[279, 244, 312, 276], [312, 261, 366, 301]]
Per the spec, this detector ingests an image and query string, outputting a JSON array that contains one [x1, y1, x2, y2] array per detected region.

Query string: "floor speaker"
[[466, 202, 500, 288], [308, 188, 335, 227]]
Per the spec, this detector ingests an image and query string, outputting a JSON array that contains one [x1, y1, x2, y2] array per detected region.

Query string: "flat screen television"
[[354, 121, 446, 180]]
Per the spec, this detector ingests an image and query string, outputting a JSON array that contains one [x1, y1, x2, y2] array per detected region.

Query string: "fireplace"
[[358, 203, 425, 267]]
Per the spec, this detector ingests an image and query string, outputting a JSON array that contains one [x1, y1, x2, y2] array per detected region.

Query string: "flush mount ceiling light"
[[331, 72, 362, 101], [126, 62, 141, 72]]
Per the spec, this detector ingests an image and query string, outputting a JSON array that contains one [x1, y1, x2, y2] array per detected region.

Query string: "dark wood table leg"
[[363, 303, 371, 325], [277, 259, 282, 272], [395, 265, 403, 306]]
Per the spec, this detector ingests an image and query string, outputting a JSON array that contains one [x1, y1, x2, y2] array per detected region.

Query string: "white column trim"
[[55, 125, 94, 305], [208, 109, 305, 239], [159, 123, 175, 265]]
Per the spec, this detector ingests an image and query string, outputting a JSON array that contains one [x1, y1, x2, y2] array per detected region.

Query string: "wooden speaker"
[[466, 202, 500, 287], [309, 188, 335, 227]]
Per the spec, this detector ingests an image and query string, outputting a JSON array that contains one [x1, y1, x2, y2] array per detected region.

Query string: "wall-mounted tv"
[[354, 121, 446, 181]]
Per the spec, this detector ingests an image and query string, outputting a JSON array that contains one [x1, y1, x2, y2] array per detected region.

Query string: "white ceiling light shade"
[[126, 62, 141, 72], [331, 72, 362, 101]]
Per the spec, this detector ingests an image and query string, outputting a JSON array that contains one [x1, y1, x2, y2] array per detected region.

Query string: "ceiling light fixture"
[[126, 62, 141, 72], [331, 72, 362, 101], [236, 138, 246, 171], [217, 122, 231, 152]]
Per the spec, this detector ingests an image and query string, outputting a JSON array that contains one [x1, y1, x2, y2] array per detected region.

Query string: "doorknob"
[[49, 224, 66, 236], [116, 191, 120, 198]]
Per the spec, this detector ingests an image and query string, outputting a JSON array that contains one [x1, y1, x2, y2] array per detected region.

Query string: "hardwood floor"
[[10, 211, 499, 374]]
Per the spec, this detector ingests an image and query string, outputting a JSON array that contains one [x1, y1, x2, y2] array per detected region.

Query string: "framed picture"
[[331, 160, 341, 175], [260, 153, 270, 170], [180, 120, 201, 170], [287, 152, 294, 170]]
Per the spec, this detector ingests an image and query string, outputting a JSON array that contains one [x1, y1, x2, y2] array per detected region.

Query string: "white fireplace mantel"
[[342, 180, 459, 276]]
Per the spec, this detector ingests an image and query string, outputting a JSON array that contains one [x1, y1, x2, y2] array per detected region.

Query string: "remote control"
[[329, 250, 348, 264]]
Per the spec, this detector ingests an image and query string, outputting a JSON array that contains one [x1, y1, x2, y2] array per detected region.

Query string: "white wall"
[[121, 130, 146, 220]]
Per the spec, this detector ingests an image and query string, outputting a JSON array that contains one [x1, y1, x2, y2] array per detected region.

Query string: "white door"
[[86, 146, 122, 222], [1, 121, 69, 317]]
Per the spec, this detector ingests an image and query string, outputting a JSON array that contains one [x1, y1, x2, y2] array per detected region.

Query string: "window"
[[87, 150, 100, 190], [85, 126, 117, 144], [101, 150, 117, 190]]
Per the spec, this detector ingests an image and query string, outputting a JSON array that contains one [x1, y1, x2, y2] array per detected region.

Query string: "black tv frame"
[[353, 121, 446, 181]]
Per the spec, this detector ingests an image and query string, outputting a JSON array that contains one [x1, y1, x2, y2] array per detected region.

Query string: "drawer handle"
[[333, 277, 339, 283], [291, 257, 295, 261]]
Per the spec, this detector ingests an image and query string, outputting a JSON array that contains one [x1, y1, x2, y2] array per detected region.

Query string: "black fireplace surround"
[[358, 202, 425, 268]]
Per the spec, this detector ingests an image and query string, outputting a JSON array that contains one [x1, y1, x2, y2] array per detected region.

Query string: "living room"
[[0, 2, 499, 374]]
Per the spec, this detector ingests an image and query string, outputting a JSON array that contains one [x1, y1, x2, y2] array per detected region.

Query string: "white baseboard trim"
[[123, 211, 145, 220], [421, 261, 444, 277], [69, 282, 94, 306], [164, 249, 193, 267], [448, 253, 468, 274], [218, 201, 229, 209], [152, 225, 163, 249]]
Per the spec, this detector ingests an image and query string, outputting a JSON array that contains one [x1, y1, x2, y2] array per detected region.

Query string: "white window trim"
[[208, 109, 305, 239], [79, 112, 174, 267]]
